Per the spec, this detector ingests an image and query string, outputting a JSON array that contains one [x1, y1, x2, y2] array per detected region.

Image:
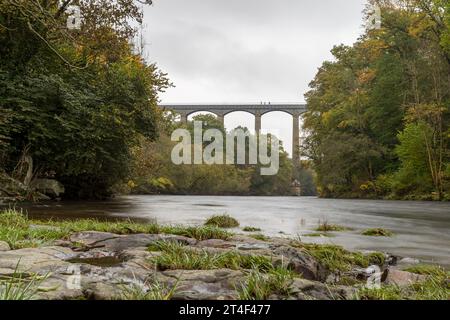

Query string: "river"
[[15, 195, 450, 267]]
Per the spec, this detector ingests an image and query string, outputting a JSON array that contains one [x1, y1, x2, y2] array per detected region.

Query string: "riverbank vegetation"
[[0, 209, 231, 249], [0, 209, 448, 300], [0, 1, 169, 200], [303, 0, 450, 201]]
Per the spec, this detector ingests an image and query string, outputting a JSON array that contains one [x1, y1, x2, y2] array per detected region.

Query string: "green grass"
[[291, 241, 385, 272], [0, 209, 232, 249], [361, 228, 393, 237], [204, 215, 239, 228], [356, 271, 449, 300], [315, 221, 351, 232], [0, 263, 49, 300], [237, 267, 295, 300], [149, 241, 273, 272], [303, 233, 335, 238], [243, 227, 262, 232], [119, 278, 178, 300], [248, 234, 269, 241], [403, 264, 449, 277]]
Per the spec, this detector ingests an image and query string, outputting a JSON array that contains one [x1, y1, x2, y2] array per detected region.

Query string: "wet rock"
[[384, 268, 427, 287], [0, 241, 10, 252], [273, 246, 326, 281]]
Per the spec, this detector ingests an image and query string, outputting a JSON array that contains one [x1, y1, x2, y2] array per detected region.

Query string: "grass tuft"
[[237, 266, 294, 300], [119, 278, 178, 300], [243, 227, 262, 232], [303, 233, 335, 238], [315, 221, 351, 232], [248, 234, 269, 241], [150, 241, 273, 272], [0, 263, 49, 300], [291, 241, 385, 272], [204, 215, 240, 229], [361, 228, 393, 237], [0, 209, 232, 249]]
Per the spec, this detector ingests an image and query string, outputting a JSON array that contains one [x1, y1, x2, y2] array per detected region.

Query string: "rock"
[[273, 246, 326, 281], [384, 268, 427, 287], [0, 246, 75, 273], [236, 243, 270, 251], [0, 173, 27, 196], [197, 239, 236, 249], [291, 279, 356, 300], [69, 232, 196, 252], [163, 269, 244, 300], [32, 179, 65, 198], [398, 257, 421, 266], [70, 231, 120, 246], [0, 241, 10, 251]]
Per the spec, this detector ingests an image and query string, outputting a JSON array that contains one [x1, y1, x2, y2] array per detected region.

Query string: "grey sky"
[[143, 0, 368, 155]]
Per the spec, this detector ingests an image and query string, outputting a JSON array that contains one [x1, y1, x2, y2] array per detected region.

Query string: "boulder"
[[273, 246, 327, 281], [32, 179, 65, 198], [384, 268, 427, 287]]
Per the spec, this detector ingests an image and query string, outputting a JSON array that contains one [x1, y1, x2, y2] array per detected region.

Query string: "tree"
[[0, 0, 169, 199]]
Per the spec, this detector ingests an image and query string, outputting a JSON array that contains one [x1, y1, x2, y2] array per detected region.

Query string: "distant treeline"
[[123, 114, 317, 197]]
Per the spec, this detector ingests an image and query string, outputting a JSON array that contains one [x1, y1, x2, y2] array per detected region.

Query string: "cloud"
[[142, 0, 368, 154]]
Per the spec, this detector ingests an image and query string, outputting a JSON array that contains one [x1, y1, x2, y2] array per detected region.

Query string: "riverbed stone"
[[384, 268, 427, 286]]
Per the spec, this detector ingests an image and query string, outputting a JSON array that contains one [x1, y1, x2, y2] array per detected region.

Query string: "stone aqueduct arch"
[[159, 104, 307, 163]]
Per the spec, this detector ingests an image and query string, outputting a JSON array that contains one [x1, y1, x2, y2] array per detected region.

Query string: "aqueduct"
[[159, 103, 307, 163]]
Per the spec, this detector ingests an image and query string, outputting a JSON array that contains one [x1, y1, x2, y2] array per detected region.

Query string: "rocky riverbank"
[[0, 227, 447, 300]]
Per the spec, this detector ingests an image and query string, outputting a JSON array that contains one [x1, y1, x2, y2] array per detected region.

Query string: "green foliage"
[[127, 116, 311, 196], [303, 0, 450, 200], [204, 215, 240, 228], [0, 1, 169, 199], [0, 209, 232, 249]]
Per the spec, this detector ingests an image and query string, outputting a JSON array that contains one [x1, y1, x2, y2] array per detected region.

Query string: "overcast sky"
[[143, 0, 368, 155]]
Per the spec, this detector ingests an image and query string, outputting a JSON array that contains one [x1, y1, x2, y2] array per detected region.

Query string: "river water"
[[15, 195, 450, 267]]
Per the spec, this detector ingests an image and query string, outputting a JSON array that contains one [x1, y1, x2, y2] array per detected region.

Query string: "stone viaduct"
[[159, 103, 307, 163]]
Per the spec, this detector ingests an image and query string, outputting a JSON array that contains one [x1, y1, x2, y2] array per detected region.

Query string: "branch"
[[55, 0, 72, 19]]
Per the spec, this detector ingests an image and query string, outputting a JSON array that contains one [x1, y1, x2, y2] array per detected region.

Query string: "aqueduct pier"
[[159, 103, 307, 163]]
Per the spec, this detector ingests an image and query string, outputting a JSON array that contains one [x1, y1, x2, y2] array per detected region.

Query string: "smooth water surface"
[[16, 195, 450, 266]]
